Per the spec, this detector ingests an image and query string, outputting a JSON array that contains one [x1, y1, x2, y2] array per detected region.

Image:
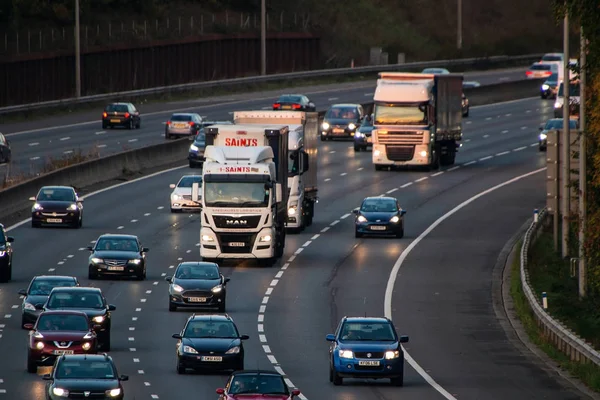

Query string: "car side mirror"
[[352, 208, 359, 215], [169, 184, 176, 189], [326, 334, 336, 342], [224, 277, 231, 284], [42, 374, 53, 381], [165, 276, 172, 283], [24, 323, 34, 330], [18, 289, 27, 296], [240, 334, 249, 340], [216, 388, 225, 395], [399, 335, 409, 343], [292, 389, 301, 397], [172, 333, 182, 339], [108, 304, 116, 311], [142, 247, 149, 253], [7, 236, 14, 242], [400, 210, 406, 216], [86, 245, 94, 251], [29, 196, 36, 201], [34, 303, 44, 310], [119, 375, 129, 381]]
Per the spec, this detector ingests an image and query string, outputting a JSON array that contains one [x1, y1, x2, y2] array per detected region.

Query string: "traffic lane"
[[262, 152, 547, 400], [391, 167, 583, 399]]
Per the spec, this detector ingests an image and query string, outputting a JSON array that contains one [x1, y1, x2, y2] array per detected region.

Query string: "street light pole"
[[457, 0, 462, 50], [578, 28, 587, 297], [561, 9, 570, 258], [260, 0, 266, 75], [74, 0, 81, 98]]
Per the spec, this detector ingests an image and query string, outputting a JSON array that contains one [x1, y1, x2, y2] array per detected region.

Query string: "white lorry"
[[371, 72, 463, 170], [191, 124, 288, 266], [232, 111, 319, 232]]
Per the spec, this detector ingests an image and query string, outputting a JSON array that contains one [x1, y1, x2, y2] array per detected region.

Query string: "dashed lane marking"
[[59, 137, 70, 141]]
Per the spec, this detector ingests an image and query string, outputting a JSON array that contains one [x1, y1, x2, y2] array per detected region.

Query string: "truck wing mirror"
[[302, 151, 309, 172], [275, 183, 282, 203]]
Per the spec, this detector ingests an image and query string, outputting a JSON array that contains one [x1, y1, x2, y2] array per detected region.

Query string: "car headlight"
[[322, 122, 330, 130], [33, 203, 43, 210], [172, 194, 182, 200], [348, 123, 356, 130], [288, 207, 297, 215], [82, 342, 92, 350], [171, 284, 184, 293], [190, 144, 199, 152], [355, 132, 365, 138], [539, 133, 547, 140], [35, 341, 44, 349], [52, 388, 69, 397], [183, 345, 198, 354], [357, 215, 367, 223], [225, 346, 240, 354], [385, 350, 400, 359], [67, 204, 77, 211], [24, 302, 36, 311], [129, 259, 141, 265], [83, 332, 94, 339], [542, 84, 549, 90], [211, 285, 223, 293], [91, 257, 103, 264], [107, 388, 121, 397], [0, 250, 5, 257], [259, 234, 272, 242], [554, 101, 563, 108], [390, 216, 400, 223], [92, 316, 105, 323], [339, 350, 353, 359], [201, 234, 214, 242]]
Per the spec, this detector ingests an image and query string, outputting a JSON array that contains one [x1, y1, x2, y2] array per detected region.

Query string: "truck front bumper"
[[200, 227, 275, 259], [372, 144, 432, 166]]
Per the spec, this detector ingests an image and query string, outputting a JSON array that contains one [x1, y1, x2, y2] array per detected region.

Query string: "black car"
[[30, 186, 84, 228], [165, 113, 203, 139], [353, 196, 406, 238], [0, 223, 14, 283], [216, 370, 302, 398], [0, 132, 11, 164], [172, 314, 249, 374], [538, 118, 578, 151], [461, 93, 469, 117], [101, 102, 141, 130], [188, 121, 233, 168], [19, 275, 79, 328], [541, 73, 559, 99], [37, 287, 116, 351], [273, 94, 316, 111], [43, 354, 128, 400], [321, 104, 364, 141], [354, 114, 374, 152], [87, 234, 149, 280], [166, 262, 230, 312]]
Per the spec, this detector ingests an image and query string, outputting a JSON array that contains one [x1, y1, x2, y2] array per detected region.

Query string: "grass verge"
[[510, 237, 600, 392]]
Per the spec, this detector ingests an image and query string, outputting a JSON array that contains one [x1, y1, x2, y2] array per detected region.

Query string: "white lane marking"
[[3, 315, 11, 318], [483, 134, 489, 138], [257, 324, 263, 333], [400, 182, 413, 188], [145, 290, 152, 294], [135, 308, 141, 312], [530, 143, 538, 147], [414, 177, 428, 182], [130, 219, 138, 223], [144, 213, 151, 216], [479, 156, 493, 161], [261, 106, 270, 110], [329, 150, 336, 154], [117, 226, 124, 230], [95, 131, 105, 135], [128, 138, 138, 142], [57, 261, 64, 265], [258, 315, 265, 322], [485, 117, 492, 121], [330, 220, 339, 226], [321, 227, 330, 233], [144, 382, 151, 386], [67, 255, 74, 258], [513, 146, 527, 152], [97, 144, 107, 148], [384, 166, 547, 400], [463, 160, 477, 166], [28, 142, 39, 146], [464, 139, 471, 143], [328, 97, 338, 101], [268, 355, 278, 364], [357, 167, 364, 171], [259, 305, 266, 313], [140, 299, 146, 303], [502, 130, 509, 133], [498, 77, 510, 81], [364, 92, 374, 96], [266, 288, 273, 295], [133, 358, 140, 362], [324, 178, 331, 182], [270, 279, 278, 286], [466, 121, 472, 125], [157, 206, 164, 209], [138, 370, 144, 374], [496, 151, 510, 156], [262, 296, 270, 304], [340, 213, 351, 220], [521, 126, 527, 130], [526, 109, 532, 113], [129, 337, 135, 341], [151, 395, 159, 399], [447, 166, 460, 172], [130, 348, 136, 351], [340, 172, 347, 176], [132, 317, 138, 321], [11, 305, 17, 309], [30, 156, 40, 160], [274, 366, 285, 375], [48, 268, 55, 272], [431, 171, 444, 177], [263, 345, 271, 353], [294, 248, 304, 255], [302, 240, 312, 247], [59, 137, 70, 141], [386, 188, 398, 194], [63, 150, 73, 154]]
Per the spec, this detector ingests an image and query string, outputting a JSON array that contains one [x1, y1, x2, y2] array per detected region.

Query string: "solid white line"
[[400, 182, 413, 188], [384, 167, 546, 400], [496, 151, 510, 156]]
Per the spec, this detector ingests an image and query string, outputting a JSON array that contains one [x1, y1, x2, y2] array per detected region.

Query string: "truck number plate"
[[228, 242, 245, 247]]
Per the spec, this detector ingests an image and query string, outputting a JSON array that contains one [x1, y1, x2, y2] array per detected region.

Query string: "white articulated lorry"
[[191, 124, 289, 266], [232, 111, 318, 232], [371, 72, 463, 170]]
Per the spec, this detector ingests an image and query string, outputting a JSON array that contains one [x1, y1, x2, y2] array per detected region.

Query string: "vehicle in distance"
[[538, 118, 578, 151], [321, 104, 365, 141], [421, 67, 449, 74], [554, 81, 581, 118], [42, 354, 128, 400], [19, 275, 79, 328], [541, 52, 564, 62], [353, 197, 406, 238], [165, 113, 203, 139], [166, 261, 230, 312], [526, 62, 557, 79], [188, 121, 232, 168], [87, 234, 149, 280], [326, 316, 409, 386], [0, 132, 11, 164], [101, 102, 141, 130], [26, 310, 98, 373], [354, 114, 374, 152], [462, 81, 480, 88], [30, 186, 84, 228], [38, 286, 116, 351], [273, 94, 316, 111], [170, 175, 203, 213], [541, 73, 559, 99], [172, 314, 249, 374], [461, 93, 469, 117], [216, 370, 301, 399], [0, 223, 14, 283]]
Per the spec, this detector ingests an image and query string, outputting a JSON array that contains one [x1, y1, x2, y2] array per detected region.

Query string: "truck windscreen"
[[374, 103, 427, 125], [204, 182, 269, 207]]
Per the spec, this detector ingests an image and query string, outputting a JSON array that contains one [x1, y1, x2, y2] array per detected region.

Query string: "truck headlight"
[[348, 123, 356, 130], [339, 350, 353, 359], [385, 350, 400, 359], [190, 144, 199, 152], [419, 150, 428, 157], [288, 207, 297, 215], [201, 234, 214, 242], [539, 133, 547, 140], [322, 122, 330, 130], [259, 234, 272, 242]]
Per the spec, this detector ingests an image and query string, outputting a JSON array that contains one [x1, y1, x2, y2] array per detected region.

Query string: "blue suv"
[[326, 316, 409, 386]]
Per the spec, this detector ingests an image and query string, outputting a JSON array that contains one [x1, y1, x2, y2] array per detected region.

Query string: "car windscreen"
[[37, 188, 75, 202], [95, 238, 139, 252], [175, 264, 219, 279], [29, 279, 77, 295], [360, 199, 398, 212], [105, 104, 128, 112], [55, 361, 116, 379], [171, 114, 193, 121], [48, 292, 104, 309], [38, 314, 89, 331], [340, 322, 396, 341], [229, 375, 288, 395], [325, 107, 358, 120], [542, 55, 562, 62], [178, 176, 203, 188], [530, 64, 553, 71], [277, 95, 303, 103], [544, 119, 577, 130], [184, 321, 238, 338]]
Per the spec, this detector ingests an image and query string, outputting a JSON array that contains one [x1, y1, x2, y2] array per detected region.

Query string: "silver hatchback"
[[165, 113, 203, 139]]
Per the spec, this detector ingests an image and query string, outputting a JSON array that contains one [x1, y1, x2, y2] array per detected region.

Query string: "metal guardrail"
[[520, 208, 600, 367], [0, 53, 543, 115]]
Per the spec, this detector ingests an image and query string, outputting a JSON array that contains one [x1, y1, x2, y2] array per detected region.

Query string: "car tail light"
[[125, 112, 130, 118], [543, 71, 552, 77], [292, 104, 301, 109], [526, 71, 533, 76], [188, 121, 195, 126], [102, 112, 107, 118], [166, 121, 171, 125], [273, 103, 281, 109]]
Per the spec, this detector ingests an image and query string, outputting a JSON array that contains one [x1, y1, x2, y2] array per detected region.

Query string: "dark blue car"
[[353, 197, 406, 238], [541, 73, 559, 99], [326, 316, 409, 386], [188, 121, 232, 168], [354, 114, 374, 152]]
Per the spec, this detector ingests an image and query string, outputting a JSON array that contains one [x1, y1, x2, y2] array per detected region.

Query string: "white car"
[[169, 175, 203, 213]]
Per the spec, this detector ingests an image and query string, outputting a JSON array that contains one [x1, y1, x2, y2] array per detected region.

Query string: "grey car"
[[538, 118, 578, 151], [165, 113, 203, 139]]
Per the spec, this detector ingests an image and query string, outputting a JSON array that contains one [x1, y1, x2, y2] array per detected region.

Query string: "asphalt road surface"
[[0, 96, 585, 400], [1, 67, 532, 177]]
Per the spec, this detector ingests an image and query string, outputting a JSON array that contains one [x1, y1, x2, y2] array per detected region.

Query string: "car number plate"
[[228, 242, 245, 247], [200, 356, 222, 362], [173, 123, 187, 128], [366, 137, 372, 143], [110, 119, 120, 123], [358, 360, 380, 366], [333, 128, 344, 133], [53, 350, 74, 355], [188, 297, 207, 302], [370, 225, 386, 230], [108, 266, 124, 271], [282, 105, 292, 109], [47, 218, 62, 223]]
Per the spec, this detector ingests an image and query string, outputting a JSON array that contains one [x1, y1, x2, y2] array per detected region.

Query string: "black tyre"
[[128, 120, 134, 130], [218, 299, 226, 313], [88, 269, 97, 280], [102, 122, 107, 130], [396, 227, 404, 239], [169, 301, 176, 312], [332, 369, 343, 385], [176, 359, 186, 374], [375, 165, 384, 171], [27, 355, 37, 373], [354, 146, 360, 152], [355, 230, 362, 238], [189, 161, 196, 168], [0, 267, 9, 283], [100, 332, 111, 352], [390, 375, 404, 386], [136, 120, 141, 129], [234, 359, 244, 371]]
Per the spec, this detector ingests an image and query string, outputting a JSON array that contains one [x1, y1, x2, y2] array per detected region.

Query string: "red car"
[[216, 370, 301, 399], [25, 310, 98, 373]]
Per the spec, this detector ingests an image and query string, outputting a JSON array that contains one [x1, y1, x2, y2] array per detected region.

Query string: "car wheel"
[[21, 315, 28, 329], [136, 120, 141, 129], [320, 135, 327, 141], [189, 161, 196, 168], [354, 145, 360, 152], [539, 146, 546, 152], [169, 301, 177, 312], [171, 207, 181, 213], [0, 268, 8, 283], [332, 369, 343, 385], [396, 228, 404, 239], [27, 354, 37, 373], [100, 332, 111, 351], [88, 269, 97, 280], [102, 122, 107, 129], [128, 120, 133, 130], [355, 229, 362, 238], [136, 270, 145, 281], [176, 359, 186, 374], [375, 165, 384, 171], [218, 299, 226, 313], [390, 375, 404, 386], [234, 359, 244, 371], [31, 220, 40, 228]]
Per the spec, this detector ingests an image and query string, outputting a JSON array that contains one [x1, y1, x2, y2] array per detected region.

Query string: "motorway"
[[0, 93, 589, 399], [0, 66, 530, 178]]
